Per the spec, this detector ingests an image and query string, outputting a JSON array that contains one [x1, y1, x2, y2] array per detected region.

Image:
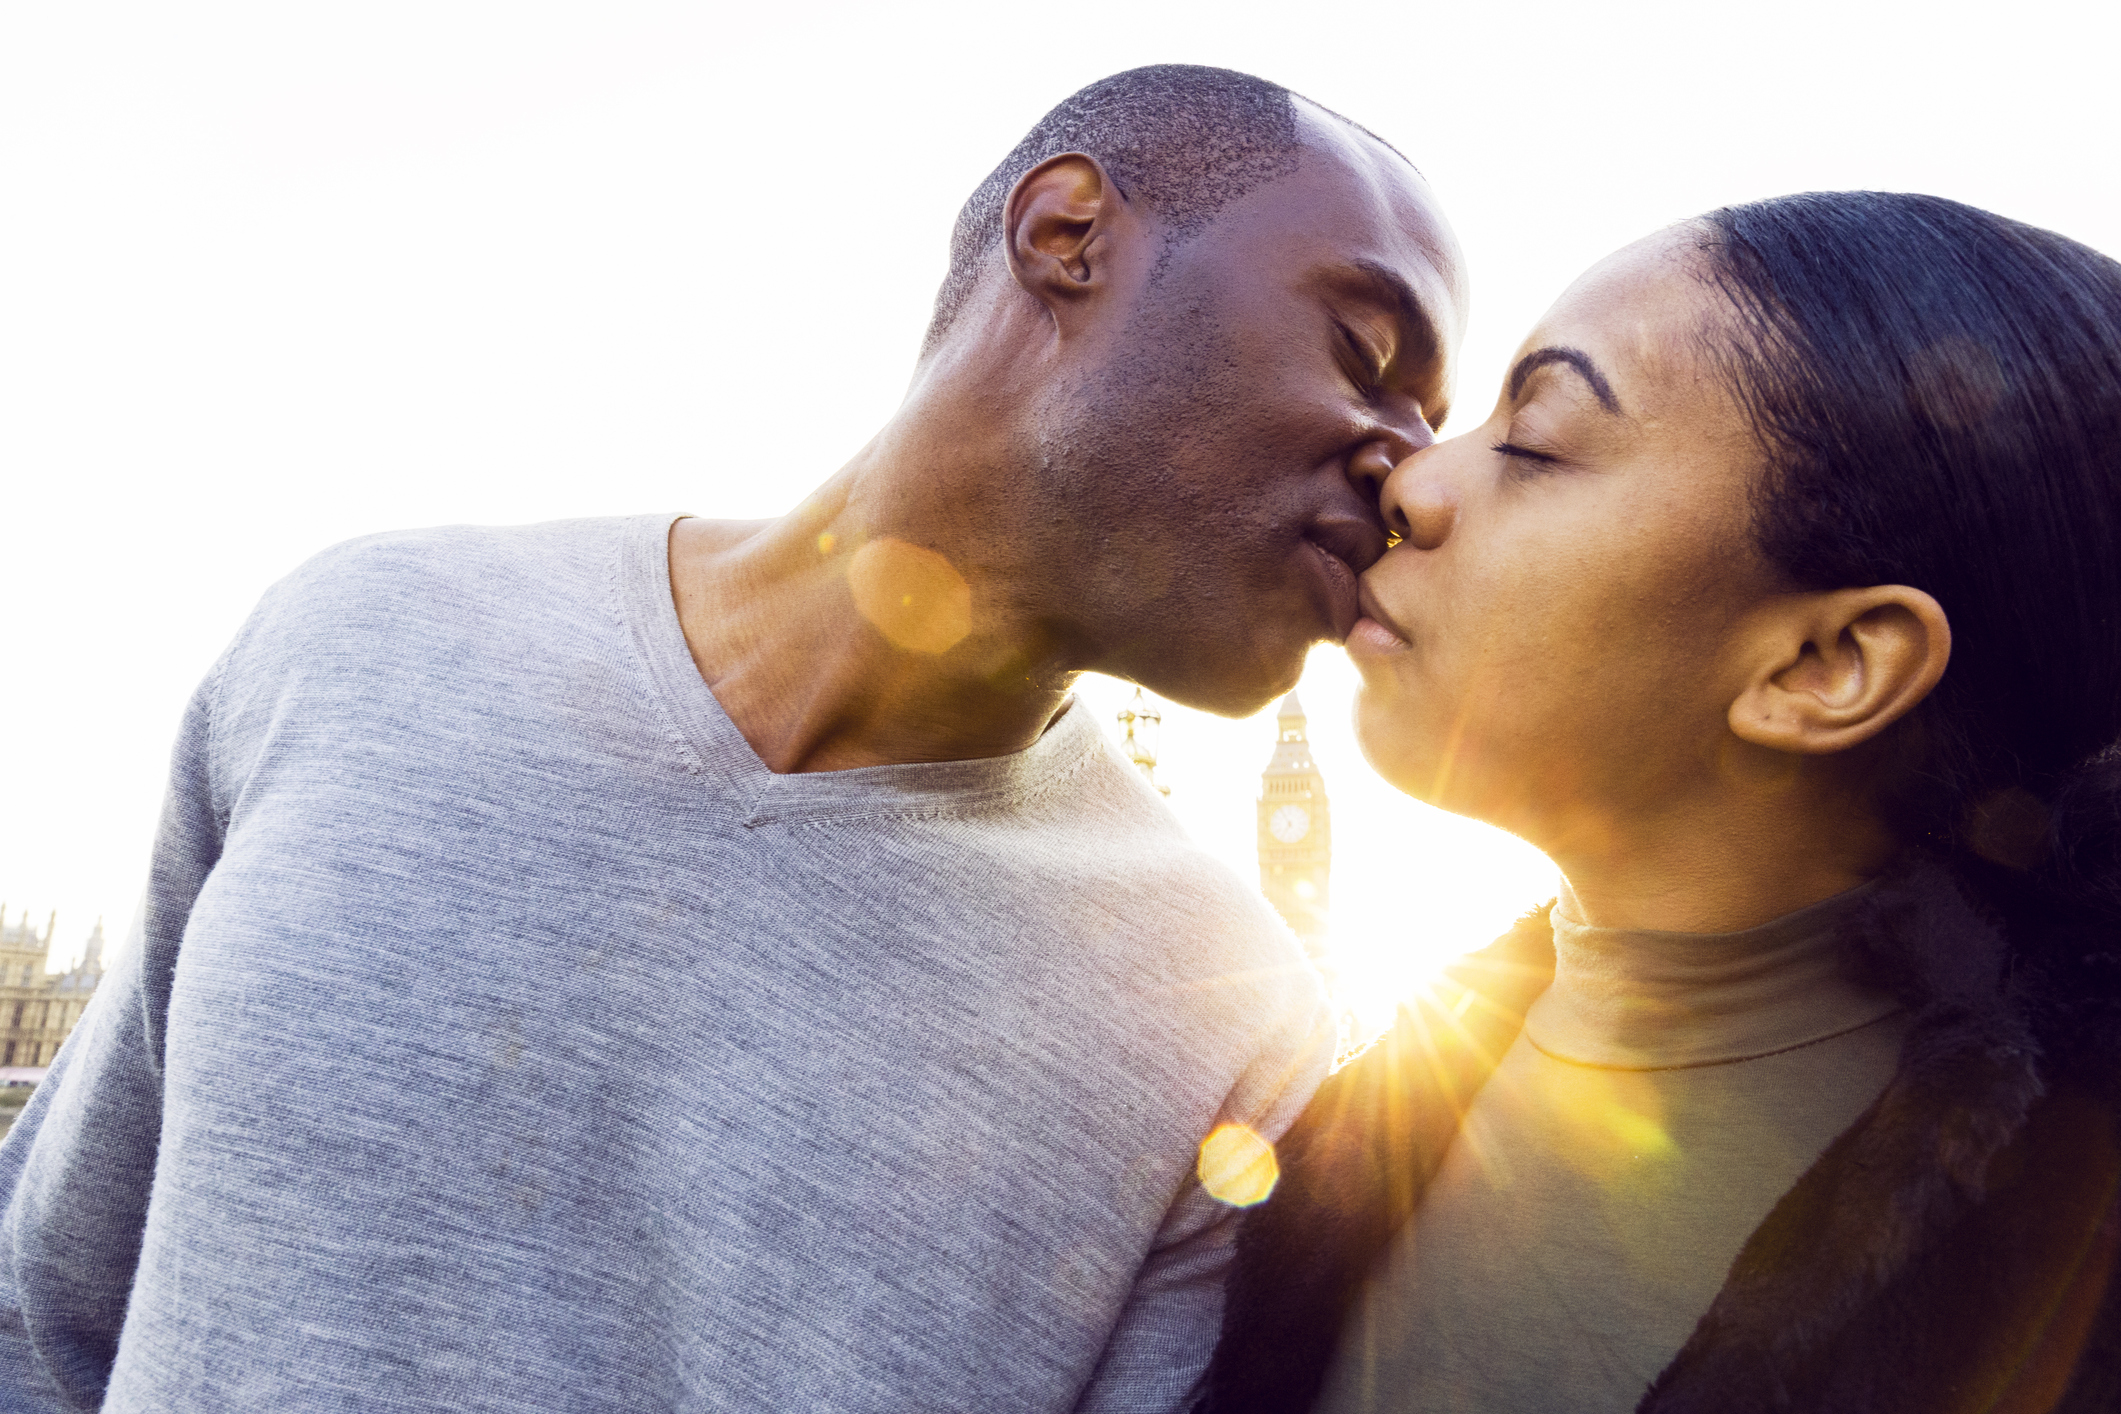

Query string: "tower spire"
[[1258, 694, 1331, 950]]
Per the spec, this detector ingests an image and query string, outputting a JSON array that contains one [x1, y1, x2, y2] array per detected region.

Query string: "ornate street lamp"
[[1115, 687, 1169, 796]]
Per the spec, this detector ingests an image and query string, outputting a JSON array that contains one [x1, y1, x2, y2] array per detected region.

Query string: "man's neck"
[[667, 461, 1080, 775]]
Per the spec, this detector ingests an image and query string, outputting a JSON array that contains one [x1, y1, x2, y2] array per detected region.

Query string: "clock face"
[[1269, 803, 1312, 844]]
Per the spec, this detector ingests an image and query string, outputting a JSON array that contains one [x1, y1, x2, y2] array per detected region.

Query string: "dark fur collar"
[[1197, 858, 2121, 1414]]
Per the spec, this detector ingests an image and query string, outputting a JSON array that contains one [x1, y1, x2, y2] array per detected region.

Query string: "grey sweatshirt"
[[0, 514, 1332, 1414]]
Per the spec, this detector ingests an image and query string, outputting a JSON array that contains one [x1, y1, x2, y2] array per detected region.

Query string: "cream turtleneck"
[[1316, 885, 1910, 1414]]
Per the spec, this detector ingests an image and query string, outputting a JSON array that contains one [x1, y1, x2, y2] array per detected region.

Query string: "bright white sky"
[[4, 0, 2116, 1023]]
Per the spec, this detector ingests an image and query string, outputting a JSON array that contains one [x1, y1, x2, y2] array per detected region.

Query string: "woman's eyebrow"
[[1508, 346, 1621, 413]]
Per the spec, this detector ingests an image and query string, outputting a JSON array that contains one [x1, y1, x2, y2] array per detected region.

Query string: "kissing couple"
[[5, 63, 2120, 1414]]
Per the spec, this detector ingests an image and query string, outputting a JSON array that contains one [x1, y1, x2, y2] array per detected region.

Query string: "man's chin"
[[1130, 653, 1309, 720]]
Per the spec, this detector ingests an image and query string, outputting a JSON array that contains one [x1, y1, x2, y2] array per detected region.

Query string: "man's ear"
[[1003, 153, 1131, 321], [1727, 585, 1952, 755]]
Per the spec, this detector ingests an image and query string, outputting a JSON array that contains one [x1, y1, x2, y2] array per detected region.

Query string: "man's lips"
[[1301, 538, 1362, 640], [1301, 518, 1389, 641]]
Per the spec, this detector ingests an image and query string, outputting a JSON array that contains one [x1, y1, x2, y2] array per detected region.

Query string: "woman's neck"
[[1547, 790, 1902, 934]]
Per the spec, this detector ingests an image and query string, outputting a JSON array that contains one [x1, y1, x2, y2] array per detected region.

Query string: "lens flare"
[[1198, 1122, 1279, 1207], [848, 537, 972, 654]]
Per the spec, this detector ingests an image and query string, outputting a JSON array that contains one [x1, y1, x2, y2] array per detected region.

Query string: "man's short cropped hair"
[[924, 65, 1324, 350]]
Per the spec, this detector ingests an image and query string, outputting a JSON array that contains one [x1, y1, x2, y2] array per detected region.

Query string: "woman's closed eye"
[[1492, 439, 1564, 470]]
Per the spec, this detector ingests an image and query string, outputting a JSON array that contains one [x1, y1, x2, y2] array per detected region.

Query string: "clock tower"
[[1258, 693, 1330, 950]]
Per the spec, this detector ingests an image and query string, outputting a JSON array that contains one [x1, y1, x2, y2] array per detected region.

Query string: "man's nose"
[[1378, 448, 1457, 550], [1346, 420, 1432, 513]]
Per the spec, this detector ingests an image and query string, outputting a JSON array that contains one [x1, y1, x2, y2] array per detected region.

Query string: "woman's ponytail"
[[1700, 193, 2121, 1019], [2034, 750, 2121, 933]]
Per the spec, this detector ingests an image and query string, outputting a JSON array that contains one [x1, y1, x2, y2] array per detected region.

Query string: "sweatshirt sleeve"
[[1072, 980, 1339, 1414], [0, 668, 225, 1412]]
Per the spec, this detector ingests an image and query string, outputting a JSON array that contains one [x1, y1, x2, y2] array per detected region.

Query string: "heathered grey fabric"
[[0, 514, 1333, 1414]]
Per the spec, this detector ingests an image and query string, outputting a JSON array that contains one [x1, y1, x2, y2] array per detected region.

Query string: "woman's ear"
[[1003, 153, 1129, 321], [1727, 585, 1952, 755]]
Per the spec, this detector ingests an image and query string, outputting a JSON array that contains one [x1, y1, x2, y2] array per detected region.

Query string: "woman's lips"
[[1347, 582, 1411, 656]]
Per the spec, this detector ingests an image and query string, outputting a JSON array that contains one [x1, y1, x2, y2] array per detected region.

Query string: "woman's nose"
[[1379, 450, 1457, 550]]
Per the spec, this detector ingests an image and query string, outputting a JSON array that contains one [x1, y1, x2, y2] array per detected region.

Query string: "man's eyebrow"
[[1347, 258, 1443, 371], [1508, 346, 1620, 413], [1341, 258, 1450, 425]]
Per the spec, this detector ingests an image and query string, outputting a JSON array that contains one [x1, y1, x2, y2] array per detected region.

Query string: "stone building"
[[1256, 693, 1331, 955], [0, 906, 106, 1072]]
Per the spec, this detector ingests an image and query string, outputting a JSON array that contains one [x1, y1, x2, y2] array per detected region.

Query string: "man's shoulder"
[[232, 515, 657, 651], [273, 515, 651, 608], [1041, 732, 1305, 956], [1135, 832, 1288, 938], [203, 515, 666, 716]]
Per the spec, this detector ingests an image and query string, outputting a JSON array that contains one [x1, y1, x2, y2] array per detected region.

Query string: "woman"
[[1196, 193, 2121, 1413]]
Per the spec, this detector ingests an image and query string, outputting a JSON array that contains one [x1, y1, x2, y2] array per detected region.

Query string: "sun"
[[1073, 655, 1558, 1049]]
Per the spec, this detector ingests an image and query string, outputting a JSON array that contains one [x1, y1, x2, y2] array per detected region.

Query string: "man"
[[0, 65, 1464, 1412]]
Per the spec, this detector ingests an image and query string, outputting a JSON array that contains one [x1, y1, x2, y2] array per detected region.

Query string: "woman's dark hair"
[[1698, 193, 2121, 1011]]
